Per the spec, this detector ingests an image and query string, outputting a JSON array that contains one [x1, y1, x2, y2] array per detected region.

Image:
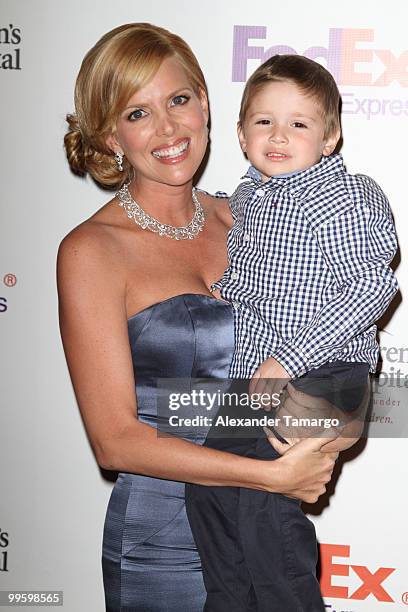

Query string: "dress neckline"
[[127, 293, 229, 322]]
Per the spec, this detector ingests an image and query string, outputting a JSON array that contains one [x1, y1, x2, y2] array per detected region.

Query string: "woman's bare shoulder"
[[197, 190, 232, 229], [58, 197, 123, 264], [57, 197, 127, 290]]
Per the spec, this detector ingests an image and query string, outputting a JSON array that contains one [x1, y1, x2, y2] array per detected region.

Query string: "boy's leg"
[[236, 361, 369, 611], [186, 433, 323, 612], [186, 364, 368, 610], [185, 372, 324, 611], [290, 361, 369, 413]]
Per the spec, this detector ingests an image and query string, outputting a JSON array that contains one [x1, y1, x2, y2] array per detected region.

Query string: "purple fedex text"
[[232, 25, 408, 87]]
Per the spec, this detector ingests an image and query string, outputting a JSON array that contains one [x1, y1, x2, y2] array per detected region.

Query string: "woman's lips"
[[151, 138, 190, 164]]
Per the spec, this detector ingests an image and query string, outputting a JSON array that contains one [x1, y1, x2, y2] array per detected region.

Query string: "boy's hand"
[[249, 356, 290, 410]]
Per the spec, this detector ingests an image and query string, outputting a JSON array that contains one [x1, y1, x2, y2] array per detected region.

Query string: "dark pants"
[[185, 362, 369, 612]]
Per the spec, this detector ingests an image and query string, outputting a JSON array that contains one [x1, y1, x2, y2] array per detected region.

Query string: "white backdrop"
[[1, 1, 407, 610]]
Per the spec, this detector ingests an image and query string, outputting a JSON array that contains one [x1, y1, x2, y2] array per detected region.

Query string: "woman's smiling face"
[[108, 56, 209, 189]]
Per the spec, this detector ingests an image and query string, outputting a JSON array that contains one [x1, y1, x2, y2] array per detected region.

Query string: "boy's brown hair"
[[239, 54, 341, 139]]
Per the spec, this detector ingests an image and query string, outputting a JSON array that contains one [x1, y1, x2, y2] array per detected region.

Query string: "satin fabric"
[[102, 294, 234, 612]]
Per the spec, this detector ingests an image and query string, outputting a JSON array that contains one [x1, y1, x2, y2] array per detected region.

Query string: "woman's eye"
[[127, 108, 148, 121], [293, 121, 307, 128], [170, 94, 190, 106]]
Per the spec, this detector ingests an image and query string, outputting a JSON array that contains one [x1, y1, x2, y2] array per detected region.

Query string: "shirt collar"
[[242, 154, 346, 193]]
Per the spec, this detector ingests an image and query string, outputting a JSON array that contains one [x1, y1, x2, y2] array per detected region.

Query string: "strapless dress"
[[102, 294, 234, 611]]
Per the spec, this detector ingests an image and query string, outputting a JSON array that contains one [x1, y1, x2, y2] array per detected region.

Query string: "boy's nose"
[[268, 126, 288, 144]]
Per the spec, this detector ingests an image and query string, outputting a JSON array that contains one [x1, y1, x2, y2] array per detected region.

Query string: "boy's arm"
[[269, 175, 398, 379]]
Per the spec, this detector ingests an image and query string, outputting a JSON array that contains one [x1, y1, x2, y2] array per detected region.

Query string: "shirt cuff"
[[210, 280, 224, 292], [271, 342, 311, 378], [210, 268, 231, 293]]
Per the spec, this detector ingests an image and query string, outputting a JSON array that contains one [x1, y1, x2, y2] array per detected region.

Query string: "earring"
[[114, 151, 124, 172]]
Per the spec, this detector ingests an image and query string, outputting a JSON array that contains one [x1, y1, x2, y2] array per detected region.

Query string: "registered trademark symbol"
[[3, 274, 16, 287], [402, 591, 408, 605]]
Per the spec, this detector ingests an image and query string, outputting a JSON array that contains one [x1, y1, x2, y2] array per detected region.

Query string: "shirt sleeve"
[[272, 176, 399, 378], [210, 269, 230, 292]]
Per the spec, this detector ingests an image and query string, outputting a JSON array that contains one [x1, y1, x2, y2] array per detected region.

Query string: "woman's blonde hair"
[[64, 23, 208, 189]]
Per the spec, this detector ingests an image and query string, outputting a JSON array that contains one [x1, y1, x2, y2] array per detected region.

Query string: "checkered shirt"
[[212, 154, 398, 379]]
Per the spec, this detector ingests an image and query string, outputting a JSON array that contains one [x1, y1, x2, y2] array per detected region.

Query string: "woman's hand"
[[265, 435, 338, 503]]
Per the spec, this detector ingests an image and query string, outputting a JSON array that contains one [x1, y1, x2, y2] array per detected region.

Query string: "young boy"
[[185, 55, 398, 611]]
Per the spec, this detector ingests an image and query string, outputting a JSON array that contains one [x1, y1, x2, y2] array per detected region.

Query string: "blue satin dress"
[[102, 294, 234, 611]]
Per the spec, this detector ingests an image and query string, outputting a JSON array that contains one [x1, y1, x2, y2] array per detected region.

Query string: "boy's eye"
[[170, 94, 190, 106], [292, 121, 307, 128], [255, 119, 271, 125], [127, 108, 148, 121]]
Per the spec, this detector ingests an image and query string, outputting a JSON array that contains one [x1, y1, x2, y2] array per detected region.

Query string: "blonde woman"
[[59, 23, 337, 611]]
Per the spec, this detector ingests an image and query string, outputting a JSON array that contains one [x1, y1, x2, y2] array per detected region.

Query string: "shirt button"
[[233, 301, 240, 310], [255, 188, 265, 197], [243, 232, 251, 242], [231, 272, 238, 280]]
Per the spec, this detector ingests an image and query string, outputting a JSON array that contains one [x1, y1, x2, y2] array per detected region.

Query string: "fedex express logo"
[[232, 27, 408, 120], [320, 544, 396, 604]]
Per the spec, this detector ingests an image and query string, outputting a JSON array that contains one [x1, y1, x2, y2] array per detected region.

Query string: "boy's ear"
[[322, 128, 341, 156], [237, 122, 247, 153]]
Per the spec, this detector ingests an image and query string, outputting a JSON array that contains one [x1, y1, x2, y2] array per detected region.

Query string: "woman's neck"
[[128, 179, 196, 226]]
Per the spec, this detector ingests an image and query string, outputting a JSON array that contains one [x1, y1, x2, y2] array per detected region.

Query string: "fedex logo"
[[320, 544, 395, 603], [232, 26, 408, 88]]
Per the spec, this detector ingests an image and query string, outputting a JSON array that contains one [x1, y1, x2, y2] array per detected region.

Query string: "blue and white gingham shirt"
[[213, 154, 398, 379]]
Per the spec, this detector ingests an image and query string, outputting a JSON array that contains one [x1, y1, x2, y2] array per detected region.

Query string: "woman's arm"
[[57, 225, 337, 503]]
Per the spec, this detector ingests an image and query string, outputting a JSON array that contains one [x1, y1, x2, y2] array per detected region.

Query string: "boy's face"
[[238, 80, 340, 181]]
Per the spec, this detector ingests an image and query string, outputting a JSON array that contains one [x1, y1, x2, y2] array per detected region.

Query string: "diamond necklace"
[[116, 183, 205, 240]]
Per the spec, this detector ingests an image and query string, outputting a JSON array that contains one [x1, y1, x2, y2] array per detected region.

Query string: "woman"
[[59, 23, 337, 611]]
